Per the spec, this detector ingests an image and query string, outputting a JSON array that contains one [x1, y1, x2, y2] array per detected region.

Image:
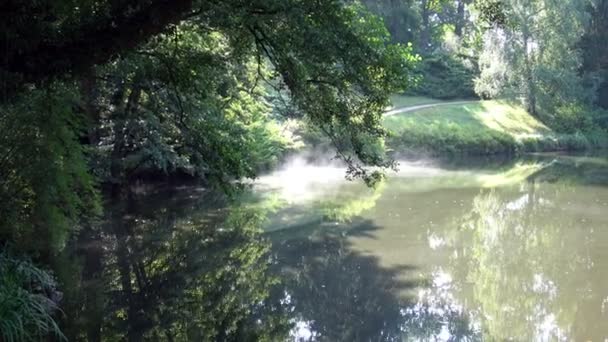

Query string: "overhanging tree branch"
[[1, 0, 194, 93]]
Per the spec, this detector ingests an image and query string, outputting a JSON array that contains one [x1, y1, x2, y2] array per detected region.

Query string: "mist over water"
[[256, 153, 608, 341], [54, 152, 608, 341], [253, 152, 536, 205], [253, 153, 456, 206]]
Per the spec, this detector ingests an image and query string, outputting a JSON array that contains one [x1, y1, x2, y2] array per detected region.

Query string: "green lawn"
[[383, 99, 605, 155], [385, 100, 552, 139]]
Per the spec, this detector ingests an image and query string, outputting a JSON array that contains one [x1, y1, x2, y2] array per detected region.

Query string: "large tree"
[[0, 1, 416, 338], [580, 0, 608, 109], [474, 0, 589, 118], [0, 0, 416, 253]]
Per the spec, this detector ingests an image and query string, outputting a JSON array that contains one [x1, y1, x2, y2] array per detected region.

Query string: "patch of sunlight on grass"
[[383, 100, 554, 141], [383, 102, 486, 131], [472, 101, 551, 137], [390, 95, 443, 109], [476, 162, 544, 187]]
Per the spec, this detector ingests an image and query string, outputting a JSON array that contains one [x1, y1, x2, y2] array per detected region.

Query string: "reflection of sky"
[[402, 269, 482, 341], [290, 320, 315, 341], [263, 155, 608, 341]]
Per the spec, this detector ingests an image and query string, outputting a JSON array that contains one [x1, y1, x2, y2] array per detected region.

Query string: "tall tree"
[[580, 0, 608, 109], [475, 0, 589, 118], [0, 0, 417, 254]]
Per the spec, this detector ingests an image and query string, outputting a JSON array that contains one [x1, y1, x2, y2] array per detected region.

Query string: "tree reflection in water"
[[53, 155, 608, 341], [444, 157, 608, 341], [269, 219, 481, 341], [54, 184, 483, 341], [56, 188, 292, 341]]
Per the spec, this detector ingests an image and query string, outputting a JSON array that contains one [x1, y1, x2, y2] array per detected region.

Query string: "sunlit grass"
[[384, 100, 551, 139], [381, 100, 592, 155], [473, 101, 551, 137]]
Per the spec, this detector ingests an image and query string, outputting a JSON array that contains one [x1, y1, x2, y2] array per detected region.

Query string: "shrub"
[[590, 107, 608, 130], [0, 249, 65, 341], [585, 129, 608, 148], [556, 133, 591, 150], [550, 103, 594, 133], [388, 125, 608, 156]]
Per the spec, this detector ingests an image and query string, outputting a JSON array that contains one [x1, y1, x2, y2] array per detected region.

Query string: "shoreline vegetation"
[[3, 0, 608, 339], [384, 95, 608, 157]]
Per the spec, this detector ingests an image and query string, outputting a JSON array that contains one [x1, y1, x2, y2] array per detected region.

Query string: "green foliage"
[[66, 1, 417, 188], [474, 0, 591, 123], [407, 52, 477, 99], [0, 0, 420, 332], [0, 248, 65, 342], [295, 117, 390, 175], [0, 85, 99, 253], [580, 0, 608, 109], [550, 103, 595, 133], [360, 0, 480, 100], [356, 0, 420, 44], [473, 0, 509, 27]]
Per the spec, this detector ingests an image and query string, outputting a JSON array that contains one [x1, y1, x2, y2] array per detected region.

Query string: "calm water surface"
[[57, 154, 608, 341]]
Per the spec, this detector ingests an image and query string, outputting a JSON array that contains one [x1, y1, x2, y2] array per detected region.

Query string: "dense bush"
[[591, 107, 608, 130], [0, 249, 64, 342], [549, 103, 595, 133], [406, 53, 478, 100]]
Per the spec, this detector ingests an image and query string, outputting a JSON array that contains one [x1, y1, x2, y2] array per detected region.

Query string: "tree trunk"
[[79, 69, 101, 146], [522, 24, 537, 116], [110, 78, 142, 194], [420, 0, 431, 51], [454, 0, 466, 37]]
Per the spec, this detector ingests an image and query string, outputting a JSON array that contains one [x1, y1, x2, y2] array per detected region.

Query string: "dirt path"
[[384, 100, 480, 117]]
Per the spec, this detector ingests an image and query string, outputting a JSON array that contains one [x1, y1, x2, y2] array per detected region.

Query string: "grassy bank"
[[384, 97, 608, 156]]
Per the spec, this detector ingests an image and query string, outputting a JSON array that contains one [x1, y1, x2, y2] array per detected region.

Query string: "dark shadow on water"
[[54, 189, 291, 341], [52, 186, 481, 341], [268, 217, 481, 341]]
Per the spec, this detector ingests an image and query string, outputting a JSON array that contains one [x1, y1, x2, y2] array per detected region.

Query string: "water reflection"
[[269, 219, 480, 341], [56, 189, 292, 341], [450, 178, 608, 340], [55, 154, 608, 341]]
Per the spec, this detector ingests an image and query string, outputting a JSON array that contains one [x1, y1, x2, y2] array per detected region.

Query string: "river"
[[55, 153, 608, 341]]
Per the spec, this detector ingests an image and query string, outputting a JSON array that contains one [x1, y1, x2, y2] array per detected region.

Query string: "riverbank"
[[384, 96, 608, 156]]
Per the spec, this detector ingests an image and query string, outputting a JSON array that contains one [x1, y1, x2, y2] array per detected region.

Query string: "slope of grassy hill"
[[384, 96, 608, 156]]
